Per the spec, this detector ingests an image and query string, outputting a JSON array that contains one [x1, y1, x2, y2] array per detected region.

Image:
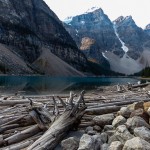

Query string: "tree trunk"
[[27, 91, 86, 150]]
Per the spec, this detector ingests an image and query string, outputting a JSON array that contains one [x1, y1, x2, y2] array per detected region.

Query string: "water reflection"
[[0, 76, 138, 95]]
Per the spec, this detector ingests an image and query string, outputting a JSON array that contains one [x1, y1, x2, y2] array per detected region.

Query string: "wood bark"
[[27, 91, 86, 150]]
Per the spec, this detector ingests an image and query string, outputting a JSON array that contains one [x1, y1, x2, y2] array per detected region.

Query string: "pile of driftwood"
[[0, 82, 150, 150], [0, 91, 86, 150]]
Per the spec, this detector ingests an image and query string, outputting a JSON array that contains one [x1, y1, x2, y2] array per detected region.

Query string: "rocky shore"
[[0, 83, 150, 149]]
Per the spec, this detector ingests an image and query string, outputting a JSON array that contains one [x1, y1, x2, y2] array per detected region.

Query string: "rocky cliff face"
[[63, 8, 150, 75], [114, 16, 150, 60], [64, 8, 123, 69], [0, 0, 88, 75], [144, 24, 150, 36]]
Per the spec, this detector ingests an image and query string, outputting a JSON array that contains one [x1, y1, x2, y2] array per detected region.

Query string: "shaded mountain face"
[[63, 8, 150, 75], [0, 0, 88, 75], [114, 16, 150, 60], [144, 24, 150, 36], [63, 8, 123, 69]]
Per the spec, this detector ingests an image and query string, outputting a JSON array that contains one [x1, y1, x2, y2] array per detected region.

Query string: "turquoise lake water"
[[0, 76, 139, 95]]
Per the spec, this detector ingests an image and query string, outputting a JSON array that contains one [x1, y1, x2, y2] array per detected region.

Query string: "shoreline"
[[0, 83, 150, 149]]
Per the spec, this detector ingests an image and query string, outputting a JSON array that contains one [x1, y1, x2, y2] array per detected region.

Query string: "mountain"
[[144, 24, 150, 36], [0, 0, 88, 75], [63, 7, 123, 70], [113, 16, 150, 59], [63, 8, 150, 75]]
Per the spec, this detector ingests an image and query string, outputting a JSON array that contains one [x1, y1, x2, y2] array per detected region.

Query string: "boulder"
[[105, 130, 115, 137], [108, 135, 119, 144], [130, 108, 149, 123], [123, 137, 150, 150], [126, 116, 150, 132], [127, 101, 144, 110], [108, 141, 123, 150], [147, 107, 150, 116], [104, 125, 114, 131], [112, 115, 126, 128], [78, 134, 95, 150], [100, 132, 108, 143], [118, 107, 131, 118], [93, 114, 115, 127], [93, 125, 102, 132], [101, 143, 109, 150], [93, 134, 103, 150], [143, 101, 150, 111], [114, 125, 134, 144], [87, 130, 97, 136], [61, 137, 79, 150], [134, 126, 150, 143], [85, 126, 94, 133], [78, 134, 102, 150]]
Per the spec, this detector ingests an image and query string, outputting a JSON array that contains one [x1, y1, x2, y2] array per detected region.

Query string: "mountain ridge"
[[63, 7, 150, 75], [0, 0, 89, 75]]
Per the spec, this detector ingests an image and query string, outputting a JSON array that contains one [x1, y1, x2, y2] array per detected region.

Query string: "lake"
[[0, 76, 139, 95]]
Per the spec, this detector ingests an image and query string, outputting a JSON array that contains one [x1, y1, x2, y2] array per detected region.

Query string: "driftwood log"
[[0, 83, 150, 149], [27, 91, 86, 150], [0, 91, 86, 150]]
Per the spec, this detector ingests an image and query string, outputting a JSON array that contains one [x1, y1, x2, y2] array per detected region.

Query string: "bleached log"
[[0, 124, 20, 134], [132, 82, 149, 88], [3, 125, 41, 145], [27, 91, 86, 150], [87, 98, 150, 109], [85, 105, 121, 115], [0, 100, 30, 106]]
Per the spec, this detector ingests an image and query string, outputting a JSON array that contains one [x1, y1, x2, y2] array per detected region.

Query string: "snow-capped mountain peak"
[[63, 16, 73, 24], [113, 16, 124, 24], [145, 24, 150, 30], [85, 6, 101, 13]]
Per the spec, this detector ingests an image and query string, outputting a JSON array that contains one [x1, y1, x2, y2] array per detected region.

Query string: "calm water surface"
[[0, 76, 139, 95]]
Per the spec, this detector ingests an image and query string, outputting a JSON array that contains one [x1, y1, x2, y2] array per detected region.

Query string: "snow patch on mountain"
[[85, 6, 100, 13], [102, 52, 109, 60], [103, 51, 143, 75], [113, 25, 129, 53], [63, 7, 102, 24], [63, 16, 73, 24]]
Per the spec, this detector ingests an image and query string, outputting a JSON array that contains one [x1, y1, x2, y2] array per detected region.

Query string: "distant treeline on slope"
[[134, 67, 150, 77], [88, 61, 125, 76]]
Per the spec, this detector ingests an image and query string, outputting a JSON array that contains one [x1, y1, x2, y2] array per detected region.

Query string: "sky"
[[44, 0, 150, 28]]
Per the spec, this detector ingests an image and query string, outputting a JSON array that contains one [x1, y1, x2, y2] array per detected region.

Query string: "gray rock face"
[[134, 126, 150, 143], [93, 113, 115, 127], [61, 137, 79, 150], [78, 134, 95, 150], [63, 8, 123, 70], [147, 107, 150, 116], [100, 132, 108, 143], [112, 115, 126, 128], [64, 9, 150, 75], [78, 134, 102, 150], [100, 143, 109, 150], [93, 125, 102, 132], [108, 141, 123, 150], [114, 16, 150, 60], [0, 0, 88, 75], [93, 134, 103, 150], [85, 126, 94, 133], [104, 125, 114, 131], [114, 125, 134, 144], [144, 24, 150, 36], [108, 135, 119, 144], [123, 137, 150, 150], [126, 116, 150, 132], [118, 107, 132, 118]]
